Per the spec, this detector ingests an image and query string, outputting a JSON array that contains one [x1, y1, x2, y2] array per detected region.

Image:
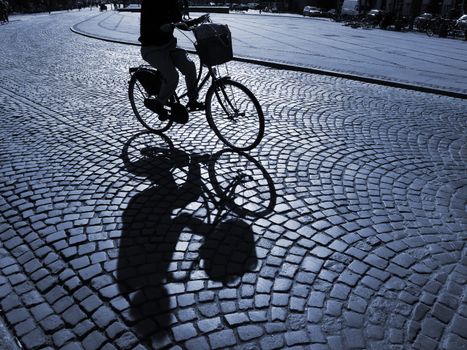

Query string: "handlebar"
[[160, 14, 210, 33], [174, 13, 210, 31]]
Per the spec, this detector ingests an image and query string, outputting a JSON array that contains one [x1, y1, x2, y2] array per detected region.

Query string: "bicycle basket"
[[193, 23, 233, 67], [134, 69, 161, 96]]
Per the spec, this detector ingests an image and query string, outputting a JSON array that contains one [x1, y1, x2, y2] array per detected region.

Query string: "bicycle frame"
[[129, 59, 237, 124], [133, 18, 239, 118], [175, 58, 241, 121], [178, 62, 221, 100]]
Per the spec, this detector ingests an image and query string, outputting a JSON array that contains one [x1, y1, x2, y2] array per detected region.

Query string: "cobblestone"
[[0, 9, 466, 350]]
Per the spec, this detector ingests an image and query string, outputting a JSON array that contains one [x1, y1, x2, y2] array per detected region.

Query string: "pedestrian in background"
[[0, 0, 9, 23]]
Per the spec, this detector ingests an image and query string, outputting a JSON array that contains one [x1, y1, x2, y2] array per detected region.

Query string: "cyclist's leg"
[[141, 42, 179, 105], [170, 47, 199, 105]]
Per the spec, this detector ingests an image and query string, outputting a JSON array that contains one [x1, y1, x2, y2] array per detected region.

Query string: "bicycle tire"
[[208, 149, 276, 218], [426, 26, 434, 36], [205, 79, 264, 151], [128, 71, 173, 133]]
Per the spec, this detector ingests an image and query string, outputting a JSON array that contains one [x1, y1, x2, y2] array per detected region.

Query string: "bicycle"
[[425, 17, 460, 38], [128, 14, 265, 152]]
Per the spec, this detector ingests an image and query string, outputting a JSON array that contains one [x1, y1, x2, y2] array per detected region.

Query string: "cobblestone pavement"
[[1, 11, 467, 350]]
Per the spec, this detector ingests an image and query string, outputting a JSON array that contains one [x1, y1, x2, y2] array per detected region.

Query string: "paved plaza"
[[1, 8, 467, 350], [70, 9, 467, 97]]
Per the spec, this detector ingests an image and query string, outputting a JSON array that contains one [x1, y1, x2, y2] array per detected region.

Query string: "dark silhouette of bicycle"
[[128, 14, 265, 151], [426, 17, 465, 38], [117, 132, 276, 342]]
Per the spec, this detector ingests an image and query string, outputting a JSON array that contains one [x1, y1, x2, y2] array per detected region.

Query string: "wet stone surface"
[[1, 10, 467, 350]]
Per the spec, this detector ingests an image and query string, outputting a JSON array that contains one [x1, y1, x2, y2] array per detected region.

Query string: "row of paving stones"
[[1, 10, 467, 350]]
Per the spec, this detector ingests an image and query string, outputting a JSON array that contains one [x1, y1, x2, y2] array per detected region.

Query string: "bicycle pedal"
[[170, 103, 189, 124]]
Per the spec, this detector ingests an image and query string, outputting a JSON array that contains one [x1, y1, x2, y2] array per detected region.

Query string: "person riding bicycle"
[[139, 0, 205, 121]]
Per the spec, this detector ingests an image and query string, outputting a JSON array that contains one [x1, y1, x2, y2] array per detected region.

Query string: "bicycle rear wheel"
[[128, 70, 173, 133], [205, 79, 264, 151]]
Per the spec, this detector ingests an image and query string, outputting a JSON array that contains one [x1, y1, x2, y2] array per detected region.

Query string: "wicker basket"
[[193, 23, 233, 67]]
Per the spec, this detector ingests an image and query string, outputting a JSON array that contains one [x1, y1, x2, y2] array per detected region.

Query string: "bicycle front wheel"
[[205, 80, 264, 151], [128, 72, 173, 133]]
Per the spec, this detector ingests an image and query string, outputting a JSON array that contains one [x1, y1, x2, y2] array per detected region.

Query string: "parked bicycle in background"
[[426, 16, 466, 39]]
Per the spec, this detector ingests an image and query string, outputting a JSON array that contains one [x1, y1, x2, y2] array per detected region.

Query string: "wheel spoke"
[[206, 80, 264, 151]]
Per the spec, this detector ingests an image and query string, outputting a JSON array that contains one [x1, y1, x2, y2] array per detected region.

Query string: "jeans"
[[141, 39, 198, 104]]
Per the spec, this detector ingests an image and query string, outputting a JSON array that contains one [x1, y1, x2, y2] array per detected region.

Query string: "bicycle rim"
[[129, 75, 173, 133], [208, 150, 276, 217], [206, 80, 264, 151]]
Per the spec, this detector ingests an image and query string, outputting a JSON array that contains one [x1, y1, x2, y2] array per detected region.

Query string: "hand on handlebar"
[[174, 22, 190, 31], [187, 13, 210, 27], [177, 14, 210, 31], [162, 14, 210, 33]]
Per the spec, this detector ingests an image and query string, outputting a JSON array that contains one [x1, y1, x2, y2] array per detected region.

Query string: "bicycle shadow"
[[116, 132, 276, 345]]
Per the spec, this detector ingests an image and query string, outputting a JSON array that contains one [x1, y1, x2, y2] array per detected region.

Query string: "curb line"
[[70, 25, 467, 100], [232, 57, 467, 100]]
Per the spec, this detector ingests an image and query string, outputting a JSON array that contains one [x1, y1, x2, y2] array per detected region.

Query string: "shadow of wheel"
[[208, 149, 276, 217]]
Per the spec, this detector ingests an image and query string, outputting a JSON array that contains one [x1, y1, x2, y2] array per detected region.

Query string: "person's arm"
[[160, 14, 208, 32]]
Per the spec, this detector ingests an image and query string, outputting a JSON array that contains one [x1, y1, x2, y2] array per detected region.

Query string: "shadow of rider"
[[117, 146, 203, 340], [117, 140, 259, 344]]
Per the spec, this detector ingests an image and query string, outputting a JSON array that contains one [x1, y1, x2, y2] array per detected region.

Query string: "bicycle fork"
[[211, 78, 245, 121]]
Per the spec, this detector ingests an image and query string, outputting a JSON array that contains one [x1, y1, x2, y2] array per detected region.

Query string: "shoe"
[[144, 98, 168, 121], [191, 153, 211, 163], [170, 103, 189, 124], [186, 100, 205, 112]]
